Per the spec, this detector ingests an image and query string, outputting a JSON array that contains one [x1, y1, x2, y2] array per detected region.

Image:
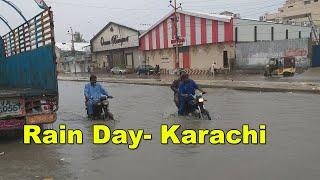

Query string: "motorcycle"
[[185, 92, 211, 120], [86, 95, 114, 120]]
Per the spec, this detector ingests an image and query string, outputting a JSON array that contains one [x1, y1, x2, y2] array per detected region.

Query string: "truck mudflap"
[[0, 118, 25, 130], [26, 113, 57, 125]]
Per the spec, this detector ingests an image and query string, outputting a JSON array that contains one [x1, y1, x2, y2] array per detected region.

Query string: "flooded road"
[[1, 81, 320, 180]]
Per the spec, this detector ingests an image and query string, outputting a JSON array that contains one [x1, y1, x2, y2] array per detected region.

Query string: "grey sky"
[[0, 0, 285, 42]]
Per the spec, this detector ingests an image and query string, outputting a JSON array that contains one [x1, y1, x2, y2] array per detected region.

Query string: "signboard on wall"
[[92, 22, 139, 52], [100, 35, 129, 47], [161, 57, 171, 64]]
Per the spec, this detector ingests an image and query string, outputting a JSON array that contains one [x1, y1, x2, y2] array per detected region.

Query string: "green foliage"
[[74, 32, 87, 42]]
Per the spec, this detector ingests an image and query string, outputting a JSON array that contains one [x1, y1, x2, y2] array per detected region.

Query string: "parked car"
[[136, 65, 155, 75], [111, 67, 127, 75]]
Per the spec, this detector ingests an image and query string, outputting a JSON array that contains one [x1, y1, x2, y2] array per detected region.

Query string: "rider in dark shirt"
[[178, 74, 206, 116], [170, 71, 186, 108]]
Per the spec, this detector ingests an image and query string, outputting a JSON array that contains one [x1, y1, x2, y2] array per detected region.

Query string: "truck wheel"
[[283, 72, 290, 77]]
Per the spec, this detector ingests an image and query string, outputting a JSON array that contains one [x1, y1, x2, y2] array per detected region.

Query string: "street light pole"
[[67, 27, 76, 74], [169, 0, 182, 69], [68, 27, 75, 53]]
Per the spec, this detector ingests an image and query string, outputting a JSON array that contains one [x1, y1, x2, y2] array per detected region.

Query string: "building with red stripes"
[[139, 10, 235, 73]]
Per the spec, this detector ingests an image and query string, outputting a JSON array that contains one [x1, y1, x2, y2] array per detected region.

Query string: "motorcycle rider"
[[84, 75, 113, 119], [178, 73, 206, 116]]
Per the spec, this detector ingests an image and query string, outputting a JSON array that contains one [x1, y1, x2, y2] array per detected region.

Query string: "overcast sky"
[[0, 0, 285, 42]]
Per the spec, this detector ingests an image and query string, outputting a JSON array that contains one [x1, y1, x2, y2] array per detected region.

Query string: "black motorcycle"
[[86, 96, 114, 120], [185, 92, 211, 120]]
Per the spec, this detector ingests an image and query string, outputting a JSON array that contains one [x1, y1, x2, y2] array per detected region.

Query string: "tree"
[[73, 32, 87, 42]]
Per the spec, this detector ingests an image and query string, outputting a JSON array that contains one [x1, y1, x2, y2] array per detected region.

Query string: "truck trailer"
[[0, 8, 58, 131]]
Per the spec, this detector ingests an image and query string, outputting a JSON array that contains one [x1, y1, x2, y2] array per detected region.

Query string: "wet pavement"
[[1, 81, 320, 180]]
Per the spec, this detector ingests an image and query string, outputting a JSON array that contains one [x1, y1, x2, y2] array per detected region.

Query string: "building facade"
[[234, 18, 311, 42], [90, 22, 144, 71], [263, 0, 320, 38], [55, 42, 91, 73], [138, 10, 312, 74], [233, 18, 311, 70], [235, 38, 310, 70], [139, 10, 235, 74]]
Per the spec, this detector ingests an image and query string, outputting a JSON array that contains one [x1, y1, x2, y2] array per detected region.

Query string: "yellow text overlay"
[[23, 124, 267, 148], [161, 124, 267, 145]]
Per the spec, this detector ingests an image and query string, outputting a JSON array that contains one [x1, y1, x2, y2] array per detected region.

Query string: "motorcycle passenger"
[[178, 74, 206, 116], [84, 75, 111, 118], [170, 71, 186, 109]]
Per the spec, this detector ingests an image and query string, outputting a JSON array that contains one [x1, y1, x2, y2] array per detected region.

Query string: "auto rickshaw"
[[264, 56, 296, 77]]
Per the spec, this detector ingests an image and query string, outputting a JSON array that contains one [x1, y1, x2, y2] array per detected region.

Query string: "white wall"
[[233, 19, 312, 42], [91, 23, 139, 52]]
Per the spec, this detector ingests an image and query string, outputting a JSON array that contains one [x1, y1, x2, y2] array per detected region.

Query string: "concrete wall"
[[234, 19, 311, 42], [144, 43, 235, 71], [235, 38, 310, 69], [124, 49, 145, 68], [190, 43, 235, 70], [92, 48, 144, 69], [145, 49, 175, 70]]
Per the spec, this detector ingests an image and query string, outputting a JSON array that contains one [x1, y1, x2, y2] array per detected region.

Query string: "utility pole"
[[307, 15, 320, 45], [68, 27, 75, 53], [67, 27, 76, 74], [169, 0, 182, 69]]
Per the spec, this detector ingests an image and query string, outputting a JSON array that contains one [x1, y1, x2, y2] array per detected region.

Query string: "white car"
[[111, 67, 127, 75]]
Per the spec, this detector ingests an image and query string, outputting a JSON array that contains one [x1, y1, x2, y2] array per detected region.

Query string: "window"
[[304, 0, 311, 5], [254, 26, 257, 42], [299, 31, 301, 39], [271, 27, 274, 41], [315, 0, 318, 2], [235, 27, 238, 43], [288, 5, 294, 8], [286, 29, 289, 39]]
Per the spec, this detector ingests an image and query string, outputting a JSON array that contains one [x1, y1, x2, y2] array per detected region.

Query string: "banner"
[[34, 0, 49, 9]]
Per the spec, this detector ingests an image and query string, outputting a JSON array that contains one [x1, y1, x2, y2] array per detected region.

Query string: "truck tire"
[[283, 72, 290, 77]]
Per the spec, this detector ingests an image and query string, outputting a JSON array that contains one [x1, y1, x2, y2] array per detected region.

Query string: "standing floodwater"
[[1, 81, 320, 180]]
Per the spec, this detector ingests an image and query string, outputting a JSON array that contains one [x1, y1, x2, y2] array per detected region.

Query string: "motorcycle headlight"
[[103, 101, 109, 105], [198, 98, 204, 103]]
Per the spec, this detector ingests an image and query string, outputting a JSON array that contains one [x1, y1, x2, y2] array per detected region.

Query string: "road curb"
[[58, 77, 320, 94]]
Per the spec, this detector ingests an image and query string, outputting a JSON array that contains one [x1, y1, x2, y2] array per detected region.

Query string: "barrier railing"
[[1, 8, 54, 57]]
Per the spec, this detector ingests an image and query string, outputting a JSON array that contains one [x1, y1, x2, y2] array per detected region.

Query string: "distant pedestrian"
[[155, 65, 160, 75], [210, 62, 216, 78]]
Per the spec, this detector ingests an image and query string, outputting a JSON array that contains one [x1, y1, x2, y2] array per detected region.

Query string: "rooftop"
[[56, 42, 90, 52]]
